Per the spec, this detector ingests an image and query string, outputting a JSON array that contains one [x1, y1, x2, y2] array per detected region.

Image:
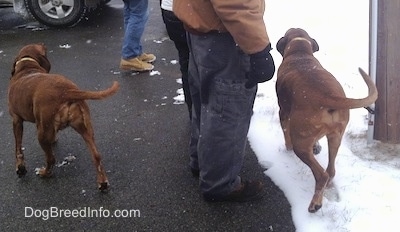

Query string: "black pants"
[[161, 9, 192, 119]]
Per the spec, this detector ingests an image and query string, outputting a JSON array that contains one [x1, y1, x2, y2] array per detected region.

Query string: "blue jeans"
[[122, 0, 149, 59], [187, 32, 257, 199]]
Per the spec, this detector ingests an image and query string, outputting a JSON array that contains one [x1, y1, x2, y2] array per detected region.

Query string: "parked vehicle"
[[0, 0, 109, 28]]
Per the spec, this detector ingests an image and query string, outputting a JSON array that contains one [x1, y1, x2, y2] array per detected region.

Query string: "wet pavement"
[[0, 1, 295, 231]]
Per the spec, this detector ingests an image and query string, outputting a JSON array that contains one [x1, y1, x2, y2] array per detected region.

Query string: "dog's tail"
[[323, 68, 378, 109], [63, 81, 120, 100]]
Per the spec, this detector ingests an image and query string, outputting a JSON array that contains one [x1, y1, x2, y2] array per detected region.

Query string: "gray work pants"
[[187, 32, 257, 199]]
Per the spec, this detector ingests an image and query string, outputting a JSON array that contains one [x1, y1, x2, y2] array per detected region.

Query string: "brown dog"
[[276, 28, 378, 212], [8, 44, 119, 191]]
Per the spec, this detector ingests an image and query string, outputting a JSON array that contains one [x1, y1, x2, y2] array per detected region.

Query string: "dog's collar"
[[15, 57, 38, 66], [290, 37, 312, 45]]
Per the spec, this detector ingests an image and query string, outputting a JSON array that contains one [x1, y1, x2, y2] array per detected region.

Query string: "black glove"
[[245, 44, 275, 89]]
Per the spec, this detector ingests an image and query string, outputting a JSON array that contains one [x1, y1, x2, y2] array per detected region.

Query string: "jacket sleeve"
[[210, 0, 270, 54]]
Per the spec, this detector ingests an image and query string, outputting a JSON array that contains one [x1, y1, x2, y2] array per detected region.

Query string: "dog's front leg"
[[12, 117, 27, 177], [278, 110, 293, 150]]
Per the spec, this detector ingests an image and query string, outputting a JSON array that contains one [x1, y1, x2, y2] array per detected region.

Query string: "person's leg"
[[120, 0, 155, 71], [186, 34, 201, 176], [188, 32, 258, 200], [162, 9, 191, 118], [122, 0, 149, 60], [180, 55, 192, 119]]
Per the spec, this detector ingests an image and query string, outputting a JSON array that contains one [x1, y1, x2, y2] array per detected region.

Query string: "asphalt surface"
[[0, 1, 295, 231]]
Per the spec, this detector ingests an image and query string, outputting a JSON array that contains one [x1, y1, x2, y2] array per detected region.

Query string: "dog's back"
[[277, 56, 346, 109], [277, 34, 377, 111], [9, 72, 119, 124]]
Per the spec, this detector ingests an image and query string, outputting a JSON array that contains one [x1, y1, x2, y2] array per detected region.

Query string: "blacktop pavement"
[[0, 1, 295, 231]]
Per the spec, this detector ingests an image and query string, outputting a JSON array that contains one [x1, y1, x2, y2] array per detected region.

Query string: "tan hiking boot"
[[138, 53, 156, 63], [120, 57, 154, 71]]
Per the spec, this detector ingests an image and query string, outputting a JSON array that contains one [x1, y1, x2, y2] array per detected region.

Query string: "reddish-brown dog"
[[276, 28, 378, 212], [8, 44, 119, 191]]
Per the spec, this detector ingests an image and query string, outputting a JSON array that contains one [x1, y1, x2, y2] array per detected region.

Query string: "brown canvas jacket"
[[173, 0, 270, 54]]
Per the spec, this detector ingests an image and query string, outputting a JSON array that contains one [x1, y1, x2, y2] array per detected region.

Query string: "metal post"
[[367, 0, 378, 144]]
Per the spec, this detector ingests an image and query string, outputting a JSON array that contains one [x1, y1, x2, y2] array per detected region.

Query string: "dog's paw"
[[308, 203, 322, 213], [16, 165, 27, 177], [35, 167, 53, 177], [98, 182, 110, 192]]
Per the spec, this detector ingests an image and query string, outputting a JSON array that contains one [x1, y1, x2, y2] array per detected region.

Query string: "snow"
[[245, 1, 400, 231]]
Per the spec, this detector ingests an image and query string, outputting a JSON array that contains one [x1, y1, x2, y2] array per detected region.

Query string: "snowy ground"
[[246, 1, 400, 231]]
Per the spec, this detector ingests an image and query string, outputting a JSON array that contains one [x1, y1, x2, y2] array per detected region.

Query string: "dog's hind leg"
[[69, 102, 109, 191], [36, 123, 56, 177], [12, 116, 27, 177], [83, 130, 109, 191], [293, 143, 329, 213], [326, 133, 342, 181]]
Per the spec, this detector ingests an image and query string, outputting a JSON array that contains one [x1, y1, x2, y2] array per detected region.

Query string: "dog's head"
[[276, 28, 319, 57], [11, 43, 51, 76]]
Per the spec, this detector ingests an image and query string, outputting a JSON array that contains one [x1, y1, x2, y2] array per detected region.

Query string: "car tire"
[[24, 0, 86, 28]]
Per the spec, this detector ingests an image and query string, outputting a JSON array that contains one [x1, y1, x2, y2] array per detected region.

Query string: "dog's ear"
[[311, 39, 319, 53], [11, 57, 18, 76], [276, 37, 287, 56], [37, 44, 51, 72], [36, 55, 51, 73]]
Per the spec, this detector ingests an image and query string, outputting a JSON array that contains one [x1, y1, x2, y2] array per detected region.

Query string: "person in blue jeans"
[[120, 0, 156, 72]]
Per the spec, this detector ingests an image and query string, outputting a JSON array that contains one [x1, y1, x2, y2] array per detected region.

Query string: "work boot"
[[120, 57, 154, 71], [204, 180, 265, 202], [138, 53, 156, 63]]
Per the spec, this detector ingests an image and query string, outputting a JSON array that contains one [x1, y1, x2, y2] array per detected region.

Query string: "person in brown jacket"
[[174, 0, 275, 202]]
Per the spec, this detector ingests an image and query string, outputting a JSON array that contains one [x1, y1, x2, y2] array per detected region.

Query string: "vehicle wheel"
[[24, 0, 86, 28]]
